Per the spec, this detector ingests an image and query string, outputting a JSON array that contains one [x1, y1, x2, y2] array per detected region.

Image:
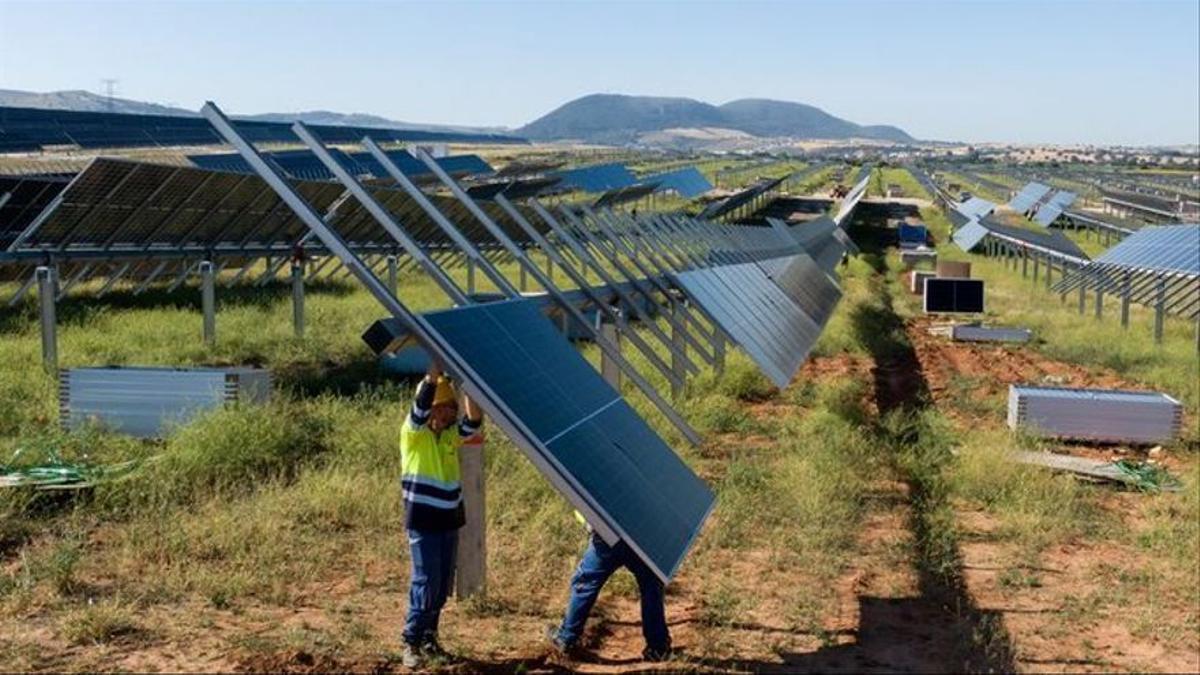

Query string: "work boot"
[[400, 643, 423, 669], [421, 635, 450, 661], [545, 625, 578, 659]]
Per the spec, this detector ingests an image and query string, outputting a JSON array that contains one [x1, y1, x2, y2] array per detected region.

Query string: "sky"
[[1, 0, 1198, 146]]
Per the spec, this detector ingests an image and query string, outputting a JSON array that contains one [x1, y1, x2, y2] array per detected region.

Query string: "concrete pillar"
[[291, 261, 305, 338], [200, 261, 216, 346], [386, 255, 398, 296], [599, 321, 621, 390], [455, 434, 486, 599], [37, 266, 58, 372]]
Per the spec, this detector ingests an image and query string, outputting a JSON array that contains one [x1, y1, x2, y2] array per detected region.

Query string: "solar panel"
[[592, 182, 660, 209], [983, 219, 1088, 260], [1093, 224, 1200, 276], [956, 196, 996, 220], [421, 298, 714, 581], [0, 175, 70, 247], [952, 219, 989, 252], [673, 255, 828, 388], [1047, 190, 1076, 208], [638, 167, 713, 199], [924, 278, 985, 313], [1032, 203, 1064, 227], [466, 177, 561, 201], [1007, 182, 1052, 213], [553, 163, 637, 193]]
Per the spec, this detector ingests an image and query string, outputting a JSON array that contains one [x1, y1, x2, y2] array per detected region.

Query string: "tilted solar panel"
[[1047, 190, 1076, 208], [1033, 203, 1064, 227], [554, 163, 637, 193], [421, 298, 715, 581], [1093, 224, 1200, 276], [957, 196, 996, 220], [639, 167, 713, 199], [1007, 182, 1052, 213], [952, 219, 990, 252]]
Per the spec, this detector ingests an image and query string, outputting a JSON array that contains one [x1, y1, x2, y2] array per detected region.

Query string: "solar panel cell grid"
[[420, 298, 713, 580]]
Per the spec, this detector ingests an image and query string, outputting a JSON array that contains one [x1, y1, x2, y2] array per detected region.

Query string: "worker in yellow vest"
[[400, 361, 482, 668]]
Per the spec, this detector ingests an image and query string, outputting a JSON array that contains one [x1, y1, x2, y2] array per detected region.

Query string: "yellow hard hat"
[[432, 376, 457, 408]]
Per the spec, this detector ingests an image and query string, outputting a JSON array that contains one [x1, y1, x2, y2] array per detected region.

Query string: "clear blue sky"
[[1, 0, 1197, 146]]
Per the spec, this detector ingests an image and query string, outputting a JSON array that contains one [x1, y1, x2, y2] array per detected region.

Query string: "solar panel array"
[[951, 216, 1089, 262], [7, 100, 869, 581], [699, 175, 788, 220], [189, 149, 494, 183], [0, 157, 543, 266], [1091, 224, 1199, 275], [1053, 224, 1199, 318], [638, 167, 713, 199], [0, 105, 523, 153]]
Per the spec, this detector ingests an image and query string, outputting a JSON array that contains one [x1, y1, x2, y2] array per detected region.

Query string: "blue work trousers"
[[554, 533, 670, 652], [404, 527, 458, 645]]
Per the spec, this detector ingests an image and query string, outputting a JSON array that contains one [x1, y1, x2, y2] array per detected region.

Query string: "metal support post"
[[1094, 287, 1103, 319], [671, 302, 686, 399], [466, 257, 476, 294], [37, 266, 58, 372], [1154, 276, 1165, 345], [200, 261, 216, 346], [1120, 271, 1132, 328], [291, 261, 305, 338]]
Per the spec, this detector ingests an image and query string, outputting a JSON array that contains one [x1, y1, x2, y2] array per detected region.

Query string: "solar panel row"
[[189, 149, 494, 183], [0, 157, 541, 260], [0, 105, 523, 153]]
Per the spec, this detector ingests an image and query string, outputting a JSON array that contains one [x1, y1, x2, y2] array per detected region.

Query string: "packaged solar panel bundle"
[[60, 366, 271, 438], [1007, 385, 1183, 445]]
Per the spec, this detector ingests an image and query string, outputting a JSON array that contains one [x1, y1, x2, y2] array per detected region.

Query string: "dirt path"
[[902, 315, 1200, 673]]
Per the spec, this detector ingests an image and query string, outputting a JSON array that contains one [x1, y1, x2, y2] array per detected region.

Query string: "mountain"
[[0, 89, 509, 135], [517, 94, 728, 145], [519, 93, 914, 144], [0, 89, 195, 116]]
